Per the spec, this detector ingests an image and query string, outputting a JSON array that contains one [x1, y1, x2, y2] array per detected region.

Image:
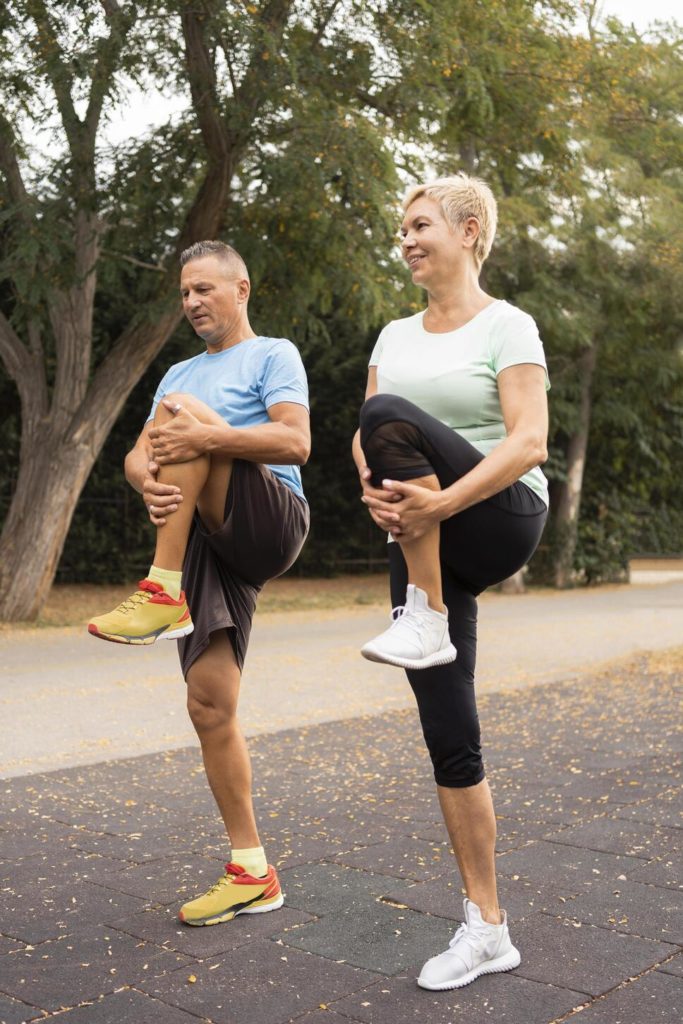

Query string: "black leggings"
[[360, 393, 548, 788]]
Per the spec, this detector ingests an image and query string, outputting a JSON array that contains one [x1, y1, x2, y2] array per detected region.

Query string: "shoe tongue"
[[225, 861, 245, 877], [406, 584, 428, 612], [464, 898, 486, 928]]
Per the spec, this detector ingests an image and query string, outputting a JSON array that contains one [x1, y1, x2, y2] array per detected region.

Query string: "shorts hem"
[[434, 769, 486, 789], [181, 618, 239, 679]]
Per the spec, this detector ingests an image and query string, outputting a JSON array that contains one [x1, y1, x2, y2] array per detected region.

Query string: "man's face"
[[180, 255, 248, 345]]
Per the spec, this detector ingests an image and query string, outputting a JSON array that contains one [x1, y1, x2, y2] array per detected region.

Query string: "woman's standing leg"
[[388, 545, 500, 920]]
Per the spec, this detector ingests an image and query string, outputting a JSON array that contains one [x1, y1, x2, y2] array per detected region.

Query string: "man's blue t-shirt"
[[147, 336, 308, 499]]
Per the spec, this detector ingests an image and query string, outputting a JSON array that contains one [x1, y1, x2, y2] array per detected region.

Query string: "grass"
[[2, 574, 391, 630]]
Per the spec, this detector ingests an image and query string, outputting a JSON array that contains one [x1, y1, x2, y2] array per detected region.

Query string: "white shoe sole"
[[160, 623, 195, 641], [361, 641, 457, 670], [417, 946, 521, 990]]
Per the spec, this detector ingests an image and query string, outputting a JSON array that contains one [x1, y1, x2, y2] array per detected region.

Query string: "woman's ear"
[[462, 216, 481, 249]]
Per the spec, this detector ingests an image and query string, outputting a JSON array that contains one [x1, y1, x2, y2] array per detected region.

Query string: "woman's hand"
[[357, 463, 401, 534], [148, 400, 209, 464], [362, 478, 446, 541]]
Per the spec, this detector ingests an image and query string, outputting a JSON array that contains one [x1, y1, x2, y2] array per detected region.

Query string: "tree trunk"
[[500, 569, 526, 594], [0, 427, 95, 620], [553, 343, 598, 587]]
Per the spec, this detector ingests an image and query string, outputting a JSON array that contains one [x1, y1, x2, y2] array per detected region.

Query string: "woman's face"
[[400, 197, 477, 287]]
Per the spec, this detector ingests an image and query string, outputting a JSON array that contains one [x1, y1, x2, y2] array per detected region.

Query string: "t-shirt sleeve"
[[260, 340, 309, 410], [368, 325, 389, 366], [146, 368, 173, 423], [490, 309, 550, 390]]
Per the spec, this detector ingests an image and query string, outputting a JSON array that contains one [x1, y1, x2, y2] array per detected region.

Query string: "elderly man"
[[89, 240, 310, 924]]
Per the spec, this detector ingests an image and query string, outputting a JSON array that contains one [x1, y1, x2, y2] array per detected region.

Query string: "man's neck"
[[205, 320, 257, 353]]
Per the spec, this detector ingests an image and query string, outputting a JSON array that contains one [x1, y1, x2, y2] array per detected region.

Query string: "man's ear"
[[237, 278, 251, 303]]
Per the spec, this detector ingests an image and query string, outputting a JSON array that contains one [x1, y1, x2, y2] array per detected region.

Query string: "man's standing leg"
[[185, 631, 262, 853]]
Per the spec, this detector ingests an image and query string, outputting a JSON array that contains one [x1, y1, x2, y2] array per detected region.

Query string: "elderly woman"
[[352, 174, 549, 990]]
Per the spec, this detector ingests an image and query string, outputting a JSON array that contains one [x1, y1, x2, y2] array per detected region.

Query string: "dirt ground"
[[10, 574, 392, 629]]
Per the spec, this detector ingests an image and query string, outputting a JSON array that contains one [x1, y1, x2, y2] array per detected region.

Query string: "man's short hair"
[[179, 240, 249, 280], [402, 174, 498, 270]]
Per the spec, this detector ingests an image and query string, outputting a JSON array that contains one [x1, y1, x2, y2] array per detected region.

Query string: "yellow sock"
[[232, 846, 268, 877], [148, 565, 182, 600]]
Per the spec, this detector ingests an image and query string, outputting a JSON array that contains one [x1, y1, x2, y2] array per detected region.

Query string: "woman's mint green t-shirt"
[[368, 300, 550, 506]]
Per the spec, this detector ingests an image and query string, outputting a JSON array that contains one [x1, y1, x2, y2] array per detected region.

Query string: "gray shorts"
[[178, 460, 310, 678]]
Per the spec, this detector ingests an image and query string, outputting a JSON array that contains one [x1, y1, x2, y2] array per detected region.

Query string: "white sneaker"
[[418, 898, 521, 991], [360, 584, 457, 669]]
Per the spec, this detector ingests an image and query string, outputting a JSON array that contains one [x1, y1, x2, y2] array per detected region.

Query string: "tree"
[[0, 0, 424, 619]]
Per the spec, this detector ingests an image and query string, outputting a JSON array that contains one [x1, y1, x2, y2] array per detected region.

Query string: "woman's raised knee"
[[360, 392, 414, 430]]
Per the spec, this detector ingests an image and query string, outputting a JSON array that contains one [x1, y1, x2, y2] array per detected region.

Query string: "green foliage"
[[1, 0, 681, 587]]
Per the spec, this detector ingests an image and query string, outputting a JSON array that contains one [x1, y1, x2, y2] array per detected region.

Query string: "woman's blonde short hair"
[[402, 174, 498, 269]]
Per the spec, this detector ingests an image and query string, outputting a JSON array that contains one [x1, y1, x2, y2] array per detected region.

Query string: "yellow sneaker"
[[87, 579, 193, 645], [178, 862, 283, 926]]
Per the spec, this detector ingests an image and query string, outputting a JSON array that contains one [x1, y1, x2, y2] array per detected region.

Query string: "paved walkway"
[[1, 581, 682, 777], [0, 649, 681, 1023]]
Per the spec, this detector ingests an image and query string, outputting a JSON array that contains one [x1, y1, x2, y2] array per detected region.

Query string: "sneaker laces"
[[203, 862, 244, 897], [447, 922, 484, 957], [388, 604, 424, 641], [113, 579, 160, 615]]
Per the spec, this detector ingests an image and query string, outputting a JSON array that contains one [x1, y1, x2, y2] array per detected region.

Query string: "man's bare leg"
[[186, 630, 260, 848], [150, 393, 233, 570], [88, 391, 233, 643]]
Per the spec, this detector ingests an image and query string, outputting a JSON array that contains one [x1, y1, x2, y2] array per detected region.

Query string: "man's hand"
[[143, 461, 183, 527], [362, 478, 445, 541], [148, 400, 210, 464]]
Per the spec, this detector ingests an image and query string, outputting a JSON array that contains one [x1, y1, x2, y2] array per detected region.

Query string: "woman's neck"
[[423, 271, 494, 332]]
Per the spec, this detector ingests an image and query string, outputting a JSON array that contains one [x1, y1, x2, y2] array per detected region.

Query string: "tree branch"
[[0, 113, 34, 225], [182, 2, 232, 166], [102, 249, 167, 272], [84, 1, 137, 146], [28, 0, 82, 151]]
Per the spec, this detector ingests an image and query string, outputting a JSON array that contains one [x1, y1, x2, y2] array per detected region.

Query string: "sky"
[[101, 1, 681, 146]]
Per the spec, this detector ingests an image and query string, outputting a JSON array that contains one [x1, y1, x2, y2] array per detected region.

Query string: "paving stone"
[[657, 951, 683, 978], [67, 827, 192, 862], [331, 835, 452, 882], [138, 938, 380, 1023], [279, 862, 392, 917], [496, 840, 639, 891], [0, 934, 27, 955], [627, 854, 682, 890], [561, 878, 683, 943], [0, 992, 45, 1024], [379, 873, 575, 925], [331, 971, 585, 1024], [611, 791, 683, 830], [0, 879, 148, 944], [112, 903, 315, 957], [275, 900, 455, 975], [0, 923, 192, 1012], [571, 968, 682, 1022], [95, 853, 225, 904], [0, 847, 125, 889], [37, 988, 208, 1023], [543, 818, 681, 860], [287, 1012, 362, 1024], [510, 912, 676, 996]]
